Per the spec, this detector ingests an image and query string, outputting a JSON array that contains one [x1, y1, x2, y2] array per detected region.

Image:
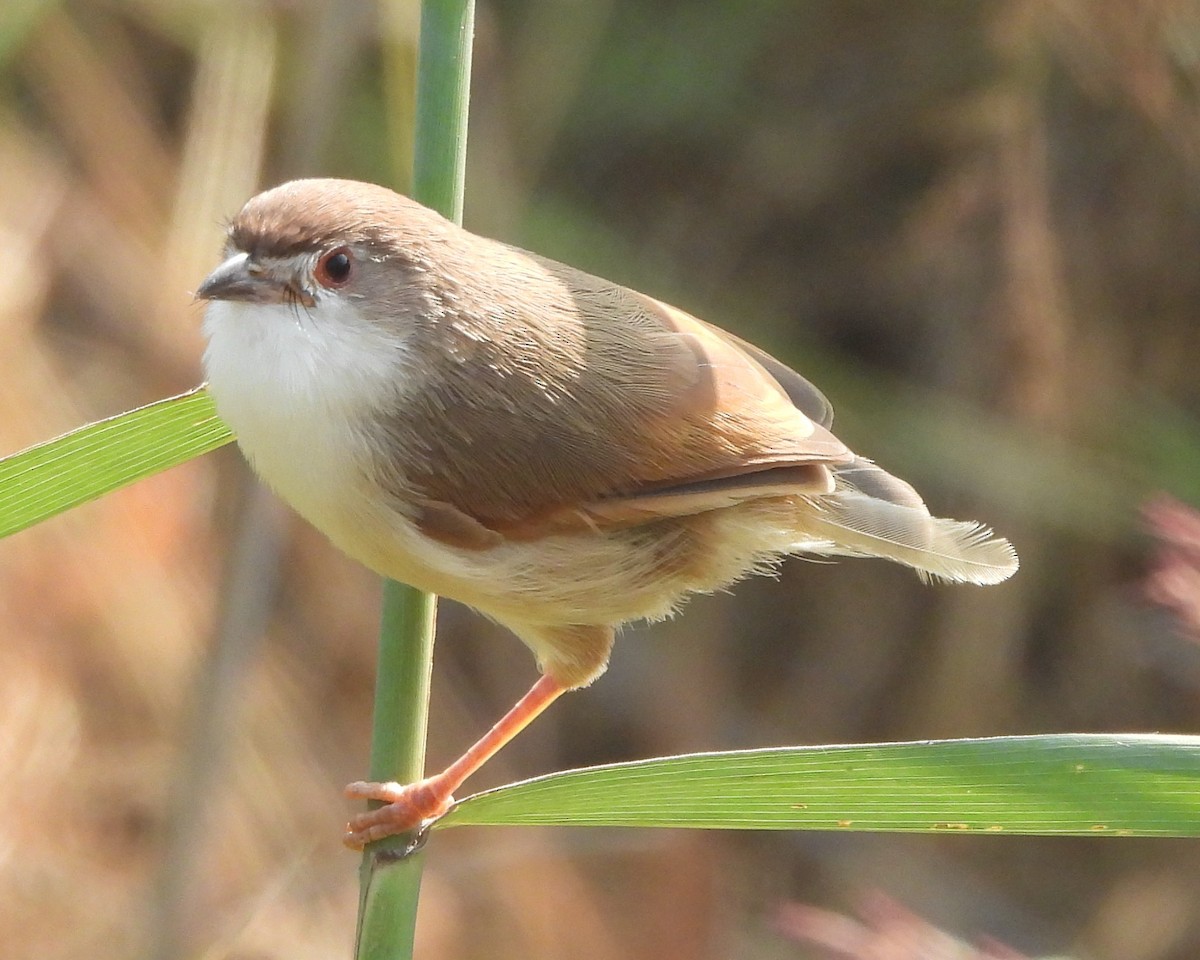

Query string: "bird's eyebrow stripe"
[[228, 230, 326, 259]]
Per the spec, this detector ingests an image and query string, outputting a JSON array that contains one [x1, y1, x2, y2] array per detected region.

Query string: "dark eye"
[[315, 247, 354, 287]]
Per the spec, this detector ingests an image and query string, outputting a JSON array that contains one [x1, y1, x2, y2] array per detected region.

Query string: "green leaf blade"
[[438, 734, 1200, 837], [0, 386, 233, 538]]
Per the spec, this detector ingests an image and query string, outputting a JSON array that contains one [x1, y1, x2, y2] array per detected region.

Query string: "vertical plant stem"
[[353, 584, 437, 958], [354, 1, 475, 958], [411, 0, 474, 220]]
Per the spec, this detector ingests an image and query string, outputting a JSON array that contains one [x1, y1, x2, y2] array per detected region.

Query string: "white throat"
[[201, 297, 409, 528]]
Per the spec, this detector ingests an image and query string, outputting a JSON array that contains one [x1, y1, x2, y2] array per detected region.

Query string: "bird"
[[196, 178, 1018, 849]]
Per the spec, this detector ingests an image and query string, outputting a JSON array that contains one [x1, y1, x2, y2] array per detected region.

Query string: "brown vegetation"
[[2, 2, 1200, 958]]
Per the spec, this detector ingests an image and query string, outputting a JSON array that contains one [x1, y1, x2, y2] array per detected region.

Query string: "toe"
[[342, 776, 457, 849], [343, 809, 419, 850], [344, 780, 404, 802]]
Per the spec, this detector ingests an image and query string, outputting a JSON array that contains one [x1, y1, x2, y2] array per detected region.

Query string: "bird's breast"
[[201, 298, 416, 541]]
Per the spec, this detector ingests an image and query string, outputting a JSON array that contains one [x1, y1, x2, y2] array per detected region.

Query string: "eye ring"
[[315, 246, 354, 288]]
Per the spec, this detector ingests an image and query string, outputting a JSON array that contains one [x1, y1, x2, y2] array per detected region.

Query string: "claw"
[[342, 776, 454, 849]]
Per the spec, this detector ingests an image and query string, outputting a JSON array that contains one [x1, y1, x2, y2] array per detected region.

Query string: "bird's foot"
[[343, 776, 454, 850]]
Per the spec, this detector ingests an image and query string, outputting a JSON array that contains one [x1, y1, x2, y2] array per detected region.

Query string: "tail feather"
[[795, 460, 1018, 585]]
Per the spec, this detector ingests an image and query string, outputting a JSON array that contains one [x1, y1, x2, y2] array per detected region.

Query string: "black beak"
[[197, 252, 294, 304]]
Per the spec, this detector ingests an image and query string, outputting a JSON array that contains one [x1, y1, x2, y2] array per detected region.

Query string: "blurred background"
[[3, 1, 1200, 957]]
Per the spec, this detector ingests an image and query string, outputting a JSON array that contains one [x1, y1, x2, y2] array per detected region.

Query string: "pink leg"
[[344, 674, 566, 849]]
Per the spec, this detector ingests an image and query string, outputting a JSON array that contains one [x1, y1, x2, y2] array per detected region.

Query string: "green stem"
[[412, 0, 475, 221], [353, 584, 437, 958], [354, 1, 474, 958]]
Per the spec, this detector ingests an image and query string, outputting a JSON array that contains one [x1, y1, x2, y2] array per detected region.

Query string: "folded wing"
[[400, 247, 1017, 583]]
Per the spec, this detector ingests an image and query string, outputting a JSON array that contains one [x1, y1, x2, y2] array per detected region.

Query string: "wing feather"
[[383, 238, 1015, 585], [387, 249, 853, 543]]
